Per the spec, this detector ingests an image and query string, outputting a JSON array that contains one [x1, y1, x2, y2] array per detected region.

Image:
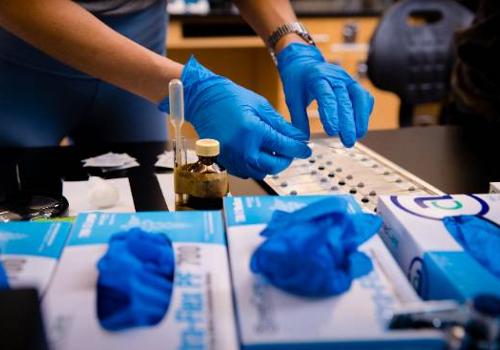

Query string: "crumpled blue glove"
[[277, 43, 374, 146], [250, 197, 382, 297], [96, 228, 174, 331], [159, 56, 311, 179], [443, 215, 500, 279], [0, 261, 8, 289]]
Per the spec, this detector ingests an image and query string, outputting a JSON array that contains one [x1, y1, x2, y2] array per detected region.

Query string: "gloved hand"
[[250, 197, 382, 297], [96, 228, 174, 331], [277, 43, 374, 146], [159, 57, 311, 179], [0, 261, 8, 289], [443, 215, 500, 278]]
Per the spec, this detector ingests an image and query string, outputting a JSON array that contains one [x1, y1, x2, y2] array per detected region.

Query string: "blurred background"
[[167, 0, 398, 137], [165, 0, 479, 138]]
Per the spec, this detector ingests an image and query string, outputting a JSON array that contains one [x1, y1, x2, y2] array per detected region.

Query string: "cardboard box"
[[0, 221, 71, 293], [378, 193, 500, 302], [43, 211, 238, 350], [224, 195, 444, 350]]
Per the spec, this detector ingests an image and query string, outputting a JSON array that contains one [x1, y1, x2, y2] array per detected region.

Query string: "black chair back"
[[368, 0, 473, 126]]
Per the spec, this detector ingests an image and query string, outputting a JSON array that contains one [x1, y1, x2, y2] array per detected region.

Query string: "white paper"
[[100, 160, 140, 172], [156, 173, 175, 210], [63, 178, 135, 216], [155, 149, 197, 169], [82, 152, 139, 173]]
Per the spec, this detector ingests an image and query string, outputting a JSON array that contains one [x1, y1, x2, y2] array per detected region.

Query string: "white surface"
[[155, 149, 198, 169], [156, 173, 176, 210], [490, 182, 500, 193], [82, 152, 139, 172], [82, 152, 136, 167], [63, 178, 135, 216], [264, 138, 442, 213], [1, 255, 56, 294], [43, 243, 238, 350], [227, 224, 440, 347]]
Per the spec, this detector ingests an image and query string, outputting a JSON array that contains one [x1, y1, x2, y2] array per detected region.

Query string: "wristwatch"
[[267, 22, 315, 64]]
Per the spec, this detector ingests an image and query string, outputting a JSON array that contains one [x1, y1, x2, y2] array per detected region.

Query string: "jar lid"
[[195, 139, 220, 157]]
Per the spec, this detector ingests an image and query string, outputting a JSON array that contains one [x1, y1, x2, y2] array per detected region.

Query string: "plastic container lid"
[[195, 139, 220, 157]]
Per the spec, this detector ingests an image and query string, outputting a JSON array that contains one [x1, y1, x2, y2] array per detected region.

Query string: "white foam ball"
[[89, 177, 120, 209]]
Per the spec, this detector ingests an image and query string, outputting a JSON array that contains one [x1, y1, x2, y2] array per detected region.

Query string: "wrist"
[[158, 56, 217, 121], [276, 43, 325, 70], [266, 22, 315, 65], [274, 33, 311, 54]]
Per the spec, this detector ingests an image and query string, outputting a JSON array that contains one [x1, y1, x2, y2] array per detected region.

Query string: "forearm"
[[233, 0, 308, 52], [0, 0, 183, 103]]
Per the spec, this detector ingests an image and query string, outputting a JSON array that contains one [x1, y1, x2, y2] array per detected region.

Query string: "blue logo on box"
[[390, 194, 489, 221], [408, 257, 428, 298]]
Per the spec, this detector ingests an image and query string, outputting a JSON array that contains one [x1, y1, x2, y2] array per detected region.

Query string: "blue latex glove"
[[277, 43, 374, 146], [159, 57, 311, 179], [0, 261, 8, 289], [96, 228, 174, 331], [250, 197, 382, 297], [443, 215, 500, 279]]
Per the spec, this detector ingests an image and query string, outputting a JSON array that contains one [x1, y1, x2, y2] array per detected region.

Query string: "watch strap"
[[267, 22, 315, 64]]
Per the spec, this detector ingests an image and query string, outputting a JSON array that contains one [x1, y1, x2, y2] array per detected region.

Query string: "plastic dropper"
[[169, 79, 185, 167]]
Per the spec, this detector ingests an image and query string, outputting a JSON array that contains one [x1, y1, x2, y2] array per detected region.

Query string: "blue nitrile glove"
[[96, 228, 174, 331], [159, 57, 311, 179], [443, 215, 500, 279], [250, 197, 382, 297], [277, 43, 374, 146], [0, 261, 8, 289]]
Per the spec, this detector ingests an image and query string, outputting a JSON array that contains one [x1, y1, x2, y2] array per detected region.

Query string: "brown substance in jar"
[[174, 157, 229, 211]]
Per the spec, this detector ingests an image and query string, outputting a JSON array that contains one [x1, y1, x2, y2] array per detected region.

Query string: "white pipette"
[[169, 79, 185, 167]]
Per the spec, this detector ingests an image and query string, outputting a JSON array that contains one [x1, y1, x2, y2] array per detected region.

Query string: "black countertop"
[[1, 126, 498, 212]]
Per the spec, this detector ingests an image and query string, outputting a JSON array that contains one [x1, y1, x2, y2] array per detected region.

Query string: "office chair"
[[367, 0, 473, 127]]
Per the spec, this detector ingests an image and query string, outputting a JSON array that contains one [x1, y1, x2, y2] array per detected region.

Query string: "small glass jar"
[[174, 139, 229, 211]]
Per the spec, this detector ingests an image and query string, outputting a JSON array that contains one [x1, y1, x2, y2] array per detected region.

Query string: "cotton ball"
[[89, 177, 119, 209]]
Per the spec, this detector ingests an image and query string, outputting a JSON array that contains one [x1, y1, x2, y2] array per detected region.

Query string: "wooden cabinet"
[[167, 16, 399, 138]]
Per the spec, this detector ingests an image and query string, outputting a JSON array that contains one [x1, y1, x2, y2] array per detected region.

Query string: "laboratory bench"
[[1, 125, 498, 213]]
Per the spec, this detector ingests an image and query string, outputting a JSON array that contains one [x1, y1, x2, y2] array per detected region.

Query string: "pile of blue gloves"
[[444, 215, 500, 279], [160, 43, 373, 179], [0, 261, 8, 289], [250, 197, 382, 297], [96, 228, 175, 331]]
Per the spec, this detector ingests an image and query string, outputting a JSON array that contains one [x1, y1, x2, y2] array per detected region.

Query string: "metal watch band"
[[267, 22, 316, 64]]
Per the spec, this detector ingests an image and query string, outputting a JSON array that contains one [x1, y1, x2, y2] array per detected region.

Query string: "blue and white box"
[[0, 221, 71, 293], [378, 193, 500, 301], [224, 195, 444, 350], [43, 211, 238, 350]]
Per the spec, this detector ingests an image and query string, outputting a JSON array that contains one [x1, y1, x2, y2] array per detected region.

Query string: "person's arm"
[[232, 0, 308, 53], [0, 0, 183, 103], [233, 0, 375, 146], [0, 0, 312, 179]]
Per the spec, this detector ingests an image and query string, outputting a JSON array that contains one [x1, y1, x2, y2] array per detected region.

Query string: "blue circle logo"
[[390, 194, 489, 221]]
